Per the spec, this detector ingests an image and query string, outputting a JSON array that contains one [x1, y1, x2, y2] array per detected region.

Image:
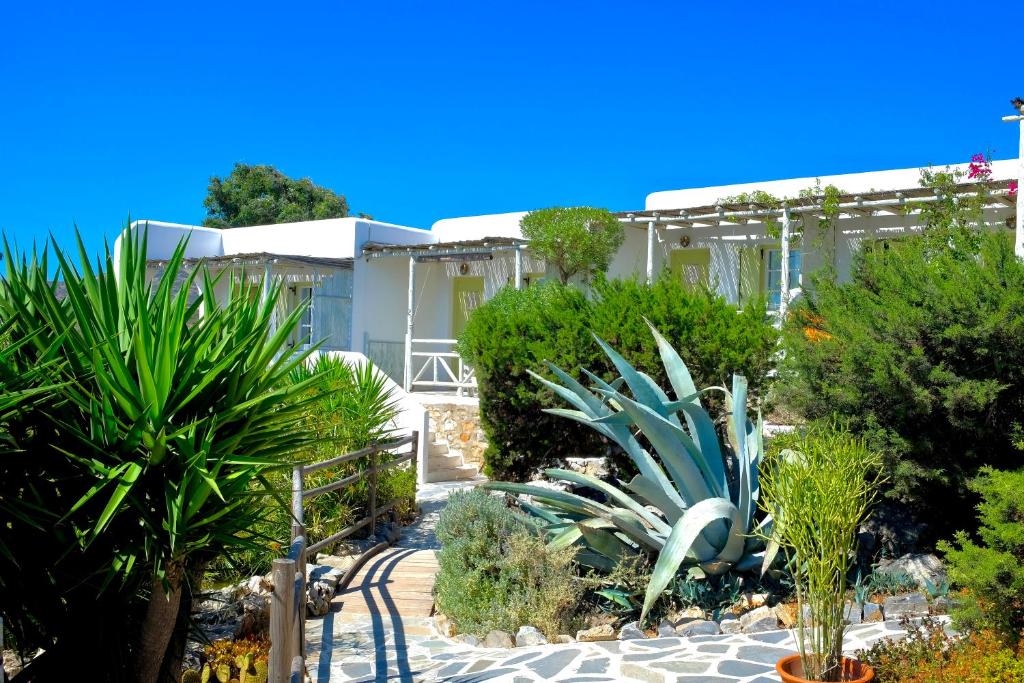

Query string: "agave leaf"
[[579, 525, 639, 563], [482, 482, 613, 519], [641, 498, 741, 620], [624, 474, 685, 524], [609, 510, 667, 553], [544, 468, 670, 535]]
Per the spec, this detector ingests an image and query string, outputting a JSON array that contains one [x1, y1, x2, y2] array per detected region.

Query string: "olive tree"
[[520, 206, 625, 284]]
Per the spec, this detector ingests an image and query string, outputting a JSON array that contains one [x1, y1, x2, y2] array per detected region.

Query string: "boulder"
[[774, 603, 799, 628], [236, 593, 270, 637], [675, 619, 721, 637], [308, 565, 346, 591], [657, 619, 677, 637], [306, 581, 331, 617], [883, 592, 929, 619], [453, 634, 481, 647], [874, 554, 947, 589], [434, 612, 456, 638], [552, 634, 576, 644], [740, 606, 779, 633], [515, 626, 548, 647], [862, 602, 884, 622], [245, 574, 272, 595], [719, 614, 743, 634], [618, 621, 646, 640], [483, 630, 514, 648], [564, 457, 609, 479], [844, 601, 862, 625], [932, 596, 950, 615], [576, 624, 617, 642]]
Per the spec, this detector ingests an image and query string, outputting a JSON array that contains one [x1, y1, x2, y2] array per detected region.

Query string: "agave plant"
[[483, 323, 776, 618]]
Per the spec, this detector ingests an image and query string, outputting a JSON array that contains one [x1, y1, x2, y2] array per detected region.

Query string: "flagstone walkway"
[[305, 480, 922, 682]]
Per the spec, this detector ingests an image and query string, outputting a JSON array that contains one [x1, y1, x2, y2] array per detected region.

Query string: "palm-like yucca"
[[484, 323, 777, 618], [0, 229, 323, 682]]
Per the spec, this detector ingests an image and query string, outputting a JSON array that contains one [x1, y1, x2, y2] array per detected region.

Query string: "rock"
[[863, 602, 884, 622], [435, 612, 456, 638], [483, 630, 514, 648], [845, 601, 863, 625], [719, 614, 743, 634], [236, 593, 270, 637], [515, 625, 548, 647], [563, 457, 609, 479], [308, 565, 345, 590], [739, 606, 779, 633], [741, 592, 769, 609], [453, 634, 481, 646], [576, 624, 617, 642], [884, 592, 929, 619], [774, 603, 799, 628], [875, 554, 947, 589], [675, 619, 721, 637], [553, 634, 576, 644], [380, 522, 402, 544], [657, 619, 677, 637], [305, 581, 331, 617], [932, 596, 950, 615], [618, 621, 646, 640], [245, 574, 272, 595]]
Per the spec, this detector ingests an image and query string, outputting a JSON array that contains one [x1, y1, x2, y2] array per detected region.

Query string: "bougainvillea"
[[968, 152, 993, 180]]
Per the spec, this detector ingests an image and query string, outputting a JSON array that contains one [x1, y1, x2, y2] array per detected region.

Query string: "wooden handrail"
[[268, 431, 419, 683]]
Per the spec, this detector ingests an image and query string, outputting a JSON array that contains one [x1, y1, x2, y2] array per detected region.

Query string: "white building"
[[120, 159, 1019, 401]]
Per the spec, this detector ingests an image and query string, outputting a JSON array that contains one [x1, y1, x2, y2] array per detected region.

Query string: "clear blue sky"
[[2, 1, 1022, 256]]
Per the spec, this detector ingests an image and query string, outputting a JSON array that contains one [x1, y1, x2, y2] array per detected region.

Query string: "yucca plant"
[[484, 322, 776, 619], [0, 228, 324, 682]]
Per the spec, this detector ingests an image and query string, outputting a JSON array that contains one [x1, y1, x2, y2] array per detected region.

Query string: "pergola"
[[362, 237, 530, 391], [614, 178, 1018, 317]]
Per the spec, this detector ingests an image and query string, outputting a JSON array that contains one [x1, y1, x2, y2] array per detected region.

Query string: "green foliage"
[[207, 355, 405, 583], [519, 206, 624, 284], [759, 424, 883, 682], [0, 229, 319, 680], [456, 276, 777, 480], [779, 228, 1024, 543], [486, 324, 777, 622], [939, 466, 1024, 646], [203, 163, 349, 228], [867, 570, 919, 597], [434, 489, 580, 638]]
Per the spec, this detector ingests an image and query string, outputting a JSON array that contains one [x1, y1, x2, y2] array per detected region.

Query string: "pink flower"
[[968, 152, 992, 180], [1010, 179, 1019, 199]]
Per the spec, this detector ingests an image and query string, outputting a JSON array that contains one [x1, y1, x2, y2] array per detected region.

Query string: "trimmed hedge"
[[457, 274, 778, 480]]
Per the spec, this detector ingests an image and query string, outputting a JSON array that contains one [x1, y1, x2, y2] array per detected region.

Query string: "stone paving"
[[305, 480, 925, 682]]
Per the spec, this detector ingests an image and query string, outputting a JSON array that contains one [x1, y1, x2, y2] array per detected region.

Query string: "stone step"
[[428, 441, 449, 456], [424, 464, 479, 483], [428, 453, 464, 470]]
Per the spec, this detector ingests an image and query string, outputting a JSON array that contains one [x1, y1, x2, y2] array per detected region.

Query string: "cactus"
[[182, 670, 201, 683], [201, 665, 211, 683], [215, 663, 232, 683], [253, 660, 268, 683]]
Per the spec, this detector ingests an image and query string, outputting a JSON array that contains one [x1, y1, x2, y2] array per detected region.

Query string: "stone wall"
[[423, 400, 487, 467]]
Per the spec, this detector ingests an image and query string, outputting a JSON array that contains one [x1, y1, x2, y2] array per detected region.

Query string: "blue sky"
[[2, 1, 1022, 256]]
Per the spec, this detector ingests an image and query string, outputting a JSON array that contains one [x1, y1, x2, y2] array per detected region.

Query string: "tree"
[[203, 163, 349, 228], [520, 206, 625, 284]]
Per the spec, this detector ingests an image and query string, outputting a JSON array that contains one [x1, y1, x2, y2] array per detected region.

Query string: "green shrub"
[[939, 466, 1024, 646], [457, 275, 778, 480], [207, 355, 405, 583], [456, 282, 599, 480], [777, 230, 1024, 542], [434, 489, 580, 638]]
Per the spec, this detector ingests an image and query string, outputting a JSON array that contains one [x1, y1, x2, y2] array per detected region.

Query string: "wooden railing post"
[[269, 558, 296, 683], [411, 431, 419, 488], [368, 446, 378, 538]]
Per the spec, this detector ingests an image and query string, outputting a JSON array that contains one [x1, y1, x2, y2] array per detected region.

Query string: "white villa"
[[120, 160, 1020, 482]]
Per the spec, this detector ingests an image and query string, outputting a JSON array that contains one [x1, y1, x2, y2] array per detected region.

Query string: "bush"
[[457, 275, 778, 480], [207, 355, 406, 583], [434, 489, 580, 638], [859, 616, 1024, 682], [777, 230, 1024, 542], [939, 466, 1024, 646]]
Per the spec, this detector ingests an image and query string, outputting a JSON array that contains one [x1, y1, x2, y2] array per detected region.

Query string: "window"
[[294, 284, 313, 347], [766, 249, 801, 311]]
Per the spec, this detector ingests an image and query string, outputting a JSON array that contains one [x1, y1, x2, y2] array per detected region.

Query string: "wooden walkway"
[[332, 547, 439, 618]]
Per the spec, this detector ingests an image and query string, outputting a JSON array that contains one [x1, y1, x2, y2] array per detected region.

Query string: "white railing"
[[406, 338, 477, 396]]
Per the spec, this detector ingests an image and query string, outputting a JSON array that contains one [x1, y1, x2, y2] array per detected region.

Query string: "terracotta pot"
[[776, 654, 875, 683]]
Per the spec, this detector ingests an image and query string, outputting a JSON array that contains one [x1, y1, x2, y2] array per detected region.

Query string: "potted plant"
[[759, 426, 884, 683]]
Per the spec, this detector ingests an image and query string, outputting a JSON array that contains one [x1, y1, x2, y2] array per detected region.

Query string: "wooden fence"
[[268, 432, 419, 683]]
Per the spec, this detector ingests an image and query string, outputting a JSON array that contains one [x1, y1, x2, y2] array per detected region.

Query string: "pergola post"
[[514, 245, 523, 290], [646, 220, 656, 284], [779, 206, 792, 320], [404, 256, 415, 392], [1005, 109, 1024, 258], [262, 261, 277, 336]]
